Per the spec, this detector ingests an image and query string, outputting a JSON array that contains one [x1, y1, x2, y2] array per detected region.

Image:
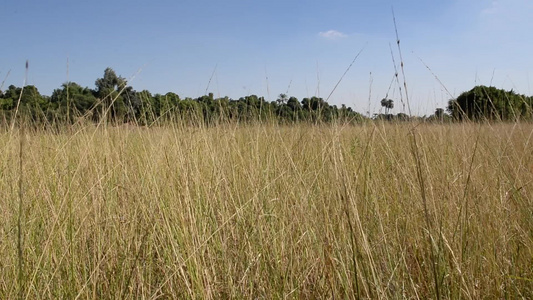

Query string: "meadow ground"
[[1, 121, 532, 299]]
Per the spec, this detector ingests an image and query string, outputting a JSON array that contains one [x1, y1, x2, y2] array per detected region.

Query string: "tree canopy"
[[448, 85, 533, 121], [0, 68, 366, 125]]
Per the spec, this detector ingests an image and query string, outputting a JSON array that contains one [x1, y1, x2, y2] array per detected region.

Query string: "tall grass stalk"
[[14, 60, 30, 300], [16, 117, 24, 300], [392, 10, 443, 297]]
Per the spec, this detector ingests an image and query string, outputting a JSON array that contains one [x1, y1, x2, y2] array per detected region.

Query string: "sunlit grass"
[[1, 121, 532, 298]]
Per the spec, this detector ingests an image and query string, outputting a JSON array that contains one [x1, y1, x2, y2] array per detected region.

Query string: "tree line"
[[0, 68, 531, 126], [0, 68, 364, 126]]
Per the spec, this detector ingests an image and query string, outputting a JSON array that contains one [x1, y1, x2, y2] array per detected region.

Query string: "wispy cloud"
[[318, 30, 347, 40]]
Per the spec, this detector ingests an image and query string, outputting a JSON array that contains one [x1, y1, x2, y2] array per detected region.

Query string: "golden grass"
[[0, 122, 532, 299]]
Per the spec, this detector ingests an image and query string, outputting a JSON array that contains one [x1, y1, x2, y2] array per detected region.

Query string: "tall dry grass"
[[0, 121, 532, 298]]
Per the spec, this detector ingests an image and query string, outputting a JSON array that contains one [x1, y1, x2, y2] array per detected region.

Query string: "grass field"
[[1, 121, 532, 299]]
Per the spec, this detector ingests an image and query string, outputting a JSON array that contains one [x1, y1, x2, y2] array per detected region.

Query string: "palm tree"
[[381, 98, 394, 115], [277, 93, 288, 105]]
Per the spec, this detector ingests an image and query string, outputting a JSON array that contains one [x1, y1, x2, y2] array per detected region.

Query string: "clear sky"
[[1, 0, 532, 115]]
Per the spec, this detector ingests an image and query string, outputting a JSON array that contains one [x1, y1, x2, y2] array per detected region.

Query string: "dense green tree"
[[50, 82, 97, 121], [122, 86, 141, 122], [287, 96, 301, 111], [448, 85, 532, 121], [95, 68, 126, 96], [136, 90, 156, 124], [302, 96, 327, 111], [0, 85, 48, 121], [94, 68, 134, 122], [435, 108, 444, 119], [0, 85, 19, 110]]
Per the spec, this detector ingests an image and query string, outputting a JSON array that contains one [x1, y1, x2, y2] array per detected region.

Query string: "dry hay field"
[[1, 122, 532, 299]]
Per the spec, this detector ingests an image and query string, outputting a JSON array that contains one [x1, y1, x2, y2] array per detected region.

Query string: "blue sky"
[[1, 0, 532, 115]]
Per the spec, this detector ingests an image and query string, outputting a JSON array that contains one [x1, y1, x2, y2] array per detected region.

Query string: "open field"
[[1, 122, 532, 299]]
